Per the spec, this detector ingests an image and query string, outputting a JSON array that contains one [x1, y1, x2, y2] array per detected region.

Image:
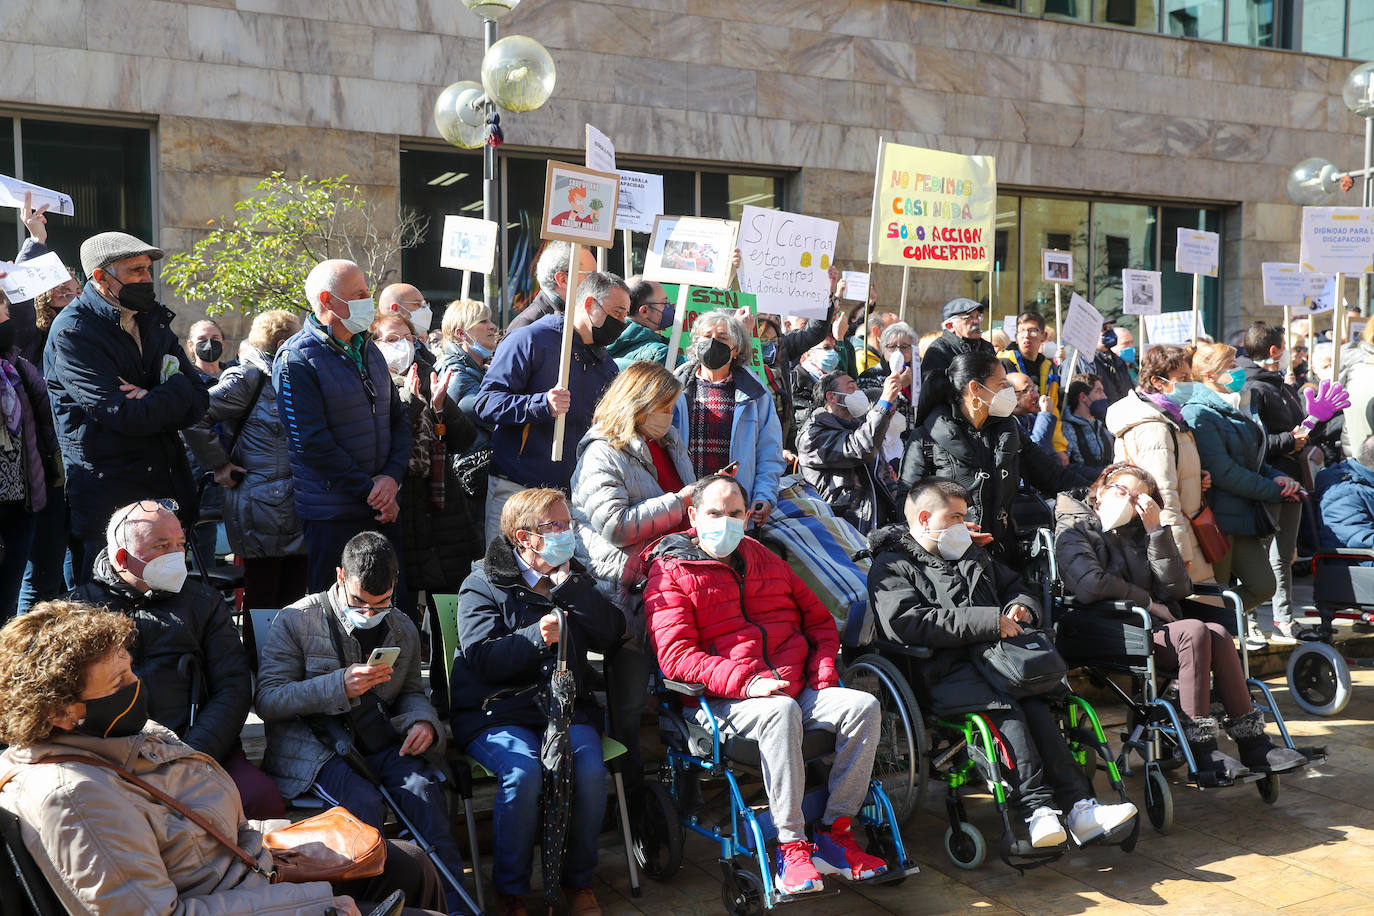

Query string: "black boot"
[[1225, 709, 1307, 774], [1182, 716, 1248, 780]]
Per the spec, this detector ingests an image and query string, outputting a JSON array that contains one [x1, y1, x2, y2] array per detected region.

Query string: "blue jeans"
[[315, 748, 469, 914], [466, 724, 606, 896], [0, 508, 38, 621], [19, 484, 69, 614], [303, 517, 405, 594]]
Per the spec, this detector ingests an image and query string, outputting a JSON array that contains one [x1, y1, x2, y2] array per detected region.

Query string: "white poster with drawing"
[[1121, 269, 1162, 316], [0, 251, 74, 301], [615, 169, 664, 234], [0, 175, 74, 217], [439, 215, 499, 274]]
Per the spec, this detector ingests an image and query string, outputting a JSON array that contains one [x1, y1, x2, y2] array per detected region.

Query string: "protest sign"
[[1261, 262, 1329, 309], [1309, 274, 1347, 314], [1042, 250, 1073, 285], [1299, 207, 1374, 275], [1121, 269, 1161, 316], [643, 215, 739, 288], [439, 215, 498, 274], [662, 285, 764, 374], [736, 205, 837, 320], [867, 141, 996, 272], [615, 169, 663, 234], [0, 251, 72, 301], [1002, 314, 1018, 338], [1144, 312, 1193, 345], [1061, 293, 1105, 361], [1174, 229, 1219, 277], [584, 123, 616, 174], [540, 160, 619, 247], [841, 271, 870, 303], [0, 175, 73, 217]]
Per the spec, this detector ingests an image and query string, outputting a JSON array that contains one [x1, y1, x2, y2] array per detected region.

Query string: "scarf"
[[0, 358, 22, 437], [1140, 388, 1188, 429]]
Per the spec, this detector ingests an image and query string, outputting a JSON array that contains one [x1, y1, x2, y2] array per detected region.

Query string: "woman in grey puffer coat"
[[184, 310, 306, 616], [570, 361, 695, 788]]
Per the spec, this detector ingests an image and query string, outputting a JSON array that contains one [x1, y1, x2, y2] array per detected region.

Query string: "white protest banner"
[[1299, 207, 1374, 275], [736, 205, 838, 320], [1174, 229, 1219, 277], [840, 270, 870, 302], [868, 140, 996, 272], [1308, 274, 1348, 314], [0, 175, 73, 217], [0, 251, 73, 301], [584, 124, 616, 175], [615, 169, 663, 234], [1121, 269, 1161, 315], [1002, 314, 1018, 338], [1144, 312, 1193, 345], [439, 215, 499, 274], [1061, 293, 1105, 360], [1261, 262, 1315, 308]]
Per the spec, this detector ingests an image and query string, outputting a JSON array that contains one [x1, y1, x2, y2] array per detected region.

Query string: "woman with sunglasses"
[[1055, 463, 1306, 778]]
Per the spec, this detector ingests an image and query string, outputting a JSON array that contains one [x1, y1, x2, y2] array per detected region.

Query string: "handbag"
[[1188, 504, 1231, 564], [974, 627, 1069, 699], [452, 446, 493, 497], [4, 755, 384, 884]]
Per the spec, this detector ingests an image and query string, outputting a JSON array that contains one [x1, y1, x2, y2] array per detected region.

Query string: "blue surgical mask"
[[346, 607, 390, 629], [469, 339, 494, 359], [814, 349, 841, 372], [1165, 380, 1196, 405], [336, 295, 375, 336], [760, 340, 778, 364], [1223, 368, 1246, 393], [534, 529, 575, 567], [1089, 398, 1108, 421], [697, 515, 746, 559], [1120, 346, 1137, 366]]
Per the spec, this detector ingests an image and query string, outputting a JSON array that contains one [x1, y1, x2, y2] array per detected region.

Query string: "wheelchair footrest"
[[1299, 746, 1328, 766], [773, 889, 841, 906]]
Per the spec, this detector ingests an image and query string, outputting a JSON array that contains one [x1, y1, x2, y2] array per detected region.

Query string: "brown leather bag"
[[1189, 504, 1231, 564], [12, 755, 385, 884]]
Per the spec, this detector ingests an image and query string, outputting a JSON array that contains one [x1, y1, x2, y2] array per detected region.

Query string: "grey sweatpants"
[[1267, 499, 1302, 627], [696, 686, 880, 843]]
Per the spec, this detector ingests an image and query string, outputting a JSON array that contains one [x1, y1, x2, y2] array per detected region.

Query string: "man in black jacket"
[[507, 240, 597, 332], [70, 499, 282, 818], [915, 297, 995, 424], [44, 231, 208, 583]]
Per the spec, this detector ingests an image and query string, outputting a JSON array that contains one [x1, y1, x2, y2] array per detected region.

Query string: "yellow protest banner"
[[867, 141, 996, 272]]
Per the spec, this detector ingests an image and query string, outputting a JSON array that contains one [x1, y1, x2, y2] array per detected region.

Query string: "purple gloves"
[[1301, 379, 1351, 429]]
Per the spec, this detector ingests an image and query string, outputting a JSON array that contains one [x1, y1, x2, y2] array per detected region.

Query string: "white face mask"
[[842, 390, 870, 416], [338, 296, 375, 335], [977, 383, 1016, 418], [919, 522, 972, 561], [696, 514, 746, 558], [376, 338, 415, 374], [1096, 493, 1135, 531], [406, 304, 433, 335], [138, 551, 188, 594], [346, 607, 391, 630]]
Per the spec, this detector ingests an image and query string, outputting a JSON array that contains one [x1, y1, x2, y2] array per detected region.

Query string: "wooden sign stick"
[[622, 229, 632, 278], [1333, 272, 1346, 378], [664, 282, 691, 367], [596, 246, 607, 272], [550, 242, 583, 462], [1191, 272, 1201, 346], [461, 270, 472, 301], [899, 266, 911, 326]]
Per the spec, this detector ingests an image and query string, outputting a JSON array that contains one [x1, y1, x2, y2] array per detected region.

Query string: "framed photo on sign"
[[1042, 249, 1074, 285], [540, 160, 620, 247], [642, 215, 740, 289]]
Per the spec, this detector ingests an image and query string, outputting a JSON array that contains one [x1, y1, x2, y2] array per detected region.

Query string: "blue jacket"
[[1316, 459, 1374, 549], [474, 314, 619, 488], [1181, 385, 1283, 537], [670, 361, 786, 508], [437, 340, 490, 441], [273, 318, 410, 521], [43, 283, 208, 538]]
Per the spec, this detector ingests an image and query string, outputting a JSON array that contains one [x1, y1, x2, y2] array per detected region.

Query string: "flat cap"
[[940, 297, 983, 321], [80, 231, 164, 278]]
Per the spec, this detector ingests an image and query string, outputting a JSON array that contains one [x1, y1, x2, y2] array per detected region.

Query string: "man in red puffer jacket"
[[644, 474, 887, 897]]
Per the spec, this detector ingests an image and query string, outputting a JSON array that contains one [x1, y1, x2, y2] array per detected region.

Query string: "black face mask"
[[194, 338, 224, 363], [73, 678, 148, 739], [698, 336, 733, 371], [1101, 328, 1118, 349], [109, 275, 158, 313], [0, 320, 15, 354], [1089, 398, 1108, 421], [591, 310, 626, 347]]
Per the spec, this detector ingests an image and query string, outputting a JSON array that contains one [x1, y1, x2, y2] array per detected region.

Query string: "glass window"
[[1020, 197, 1089, 331], [0, 118, 14, 255], [1228, 0, 1276, 46], [1095, 0, 1158, 28], [1164, 0, 1224, 39], [20, 118, 152, 276], [397, 147, 483, 306], [699, 173, 782, 221], [1160, 206, 1221, 336], [1091, 203, 1157, 325], [988, 195, 1019, 319], [1349, 2, 1374, 59], [1025, 0, 1090, 21]]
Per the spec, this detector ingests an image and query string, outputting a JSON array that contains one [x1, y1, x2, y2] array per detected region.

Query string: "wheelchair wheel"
[[1144, 768, 1174, 834], [1287, 642, 1352, 717], [1258, 774, 1281, 805], [631, 780, 684, 881], [721, 867, 766, 915], [943, 822, 987, 870], [844, 654, 928, 826]]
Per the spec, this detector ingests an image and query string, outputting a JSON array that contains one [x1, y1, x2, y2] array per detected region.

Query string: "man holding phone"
[[257, 532, 471, 914]]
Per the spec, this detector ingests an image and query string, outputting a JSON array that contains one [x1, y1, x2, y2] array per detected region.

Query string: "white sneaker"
[[1066, 798, 1138, 845], [1026, 806, 1067, 848]]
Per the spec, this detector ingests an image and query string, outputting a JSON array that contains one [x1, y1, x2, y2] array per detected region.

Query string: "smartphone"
[[366, 647, 400, 669], [721, 460, 740, 476]]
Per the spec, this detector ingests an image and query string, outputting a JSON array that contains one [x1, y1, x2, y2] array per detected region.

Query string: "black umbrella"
[[540, 607, 577, 915]]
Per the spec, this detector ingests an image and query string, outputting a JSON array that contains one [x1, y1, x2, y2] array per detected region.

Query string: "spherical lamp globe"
[[481, 35, 556, 113]]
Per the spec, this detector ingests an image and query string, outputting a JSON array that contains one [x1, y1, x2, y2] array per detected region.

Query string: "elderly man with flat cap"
[[43, 231, 208, 583], [915, 297, 996, 425]]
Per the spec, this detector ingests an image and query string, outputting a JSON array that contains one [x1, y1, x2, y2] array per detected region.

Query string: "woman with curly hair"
[[0, 600, 447, 916]]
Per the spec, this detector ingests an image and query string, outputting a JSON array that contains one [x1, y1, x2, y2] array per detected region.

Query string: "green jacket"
[[608, 320, 668, 369]]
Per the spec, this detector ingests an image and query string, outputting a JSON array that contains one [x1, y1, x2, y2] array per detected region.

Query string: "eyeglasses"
[[110, 498, 180, 542], [530, 519, 575, 534], [1013, 386, 1037, 396], [1100, 483, 1136, 501]]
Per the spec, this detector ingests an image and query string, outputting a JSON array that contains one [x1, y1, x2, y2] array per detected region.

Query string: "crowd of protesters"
[[0, 207, 1351, 915]]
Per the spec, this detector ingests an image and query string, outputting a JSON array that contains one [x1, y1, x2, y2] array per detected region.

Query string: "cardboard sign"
[[1002, 314, 1018, 337], [643, 215, 739, 288], [736, 205, 838, 321], [1299, 207, 1374, 275], [840, 271, 870, 302], [1174, 228, 1219, 277], [584, 123, 616, 174], [1121, 269, 1162, 316], [1307, 274, 1347, 315], [1061, 293, 1105, 360], [0, 251, 72, 301], [540, 160, 619, 247], [868, 141, 996, 272], [615, 169, 664, 234], [661, 285, 764, 374], [0, 174, 74, 217], [1144, 312, 1193, 345], [439, 215, 498, 274], [1042, 249, 1074, 285], [1261, 262, 1328, 309]]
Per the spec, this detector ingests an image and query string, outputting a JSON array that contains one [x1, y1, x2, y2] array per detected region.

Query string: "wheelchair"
[[1057, 582, 1325, 833], [647, 675, 919, 914], [839, 528, 1138, 873]]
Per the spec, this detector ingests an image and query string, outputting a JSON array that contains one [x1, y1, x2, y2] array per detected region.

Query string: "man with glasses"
[[607, 276, 673, 369], [508, 240, 598, 333], [1007, 372, 1060, 459], [45, 230, 209, 584], [378, 281, 437, 373], [475, 271, 626, 544], [1000, 310, 1069, 462], [256, 530, 470, 914], [70, 499, 282, 817], [274, 258, 412, 592], [915, 297, 995, 425]]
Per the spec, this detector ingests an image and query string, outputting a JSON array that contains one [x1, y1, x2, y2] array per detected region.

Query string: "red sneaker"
[[774, 839, 824, 894], [812, 817, 888, 880]]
